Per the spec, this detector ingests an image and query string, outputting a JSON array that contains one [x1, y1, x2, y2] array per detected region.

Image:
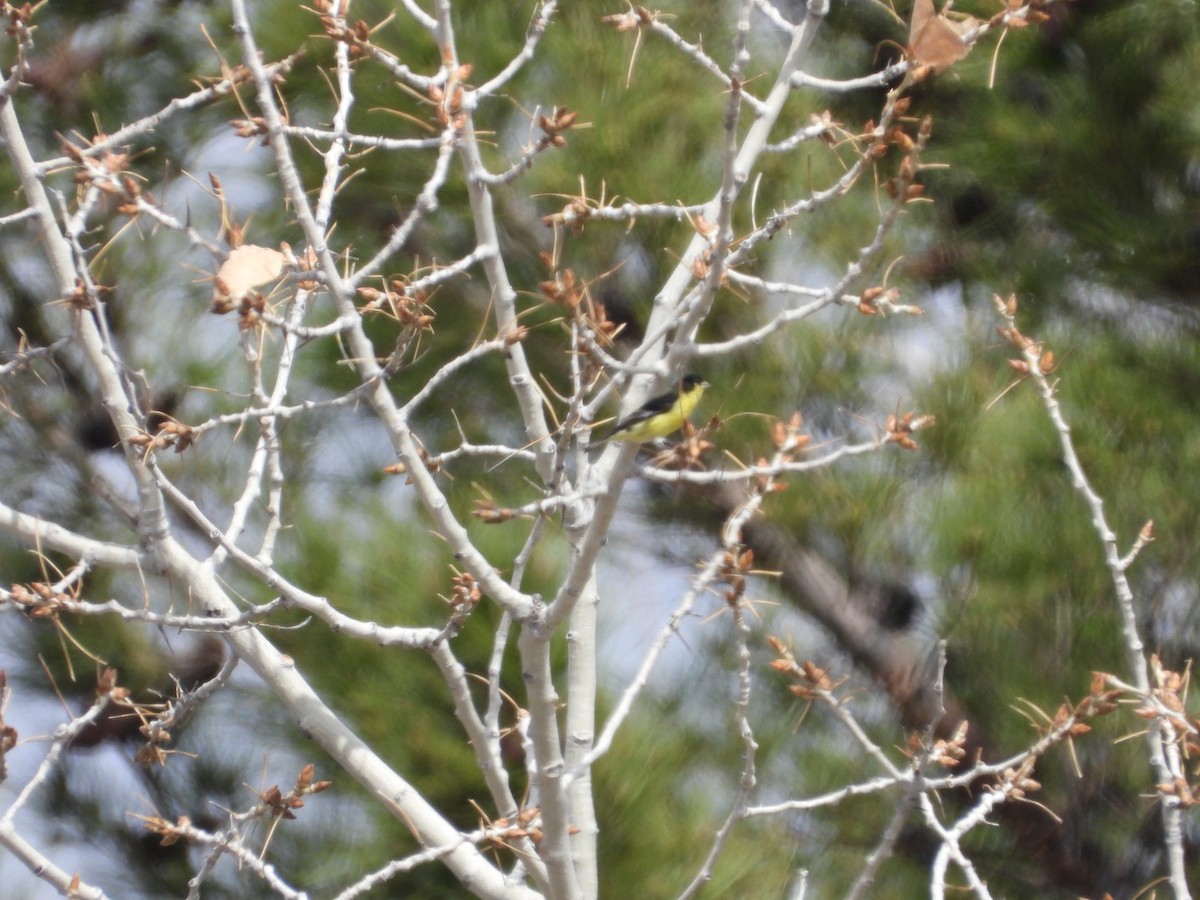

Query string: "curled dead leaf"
[[909, 0, 977, 72], [213, 245, 286, 305]]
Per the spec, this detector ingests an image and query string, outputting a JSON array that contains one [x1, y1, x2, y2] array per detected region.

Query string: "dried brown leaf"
[[214, 245, 285, 302], [908, 0, 976, 72]]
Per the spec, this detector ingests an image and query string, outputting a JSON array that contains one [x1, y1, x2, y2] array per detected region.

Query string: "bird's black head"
[[680, 373, 705, 391]]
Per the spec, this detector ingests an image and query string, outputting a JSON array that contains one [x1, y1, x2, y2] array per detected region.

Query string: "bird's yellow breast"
[[610, 383, 705, 443]]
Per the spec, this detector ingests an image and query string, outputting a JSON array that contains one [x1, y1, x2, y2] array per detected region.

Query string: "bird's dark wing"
[[610, 388, 677, 430]]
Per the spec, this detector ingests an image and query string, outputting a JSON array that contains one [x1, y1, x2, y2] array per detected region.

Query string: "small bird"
[[588, 373, 708, 450]]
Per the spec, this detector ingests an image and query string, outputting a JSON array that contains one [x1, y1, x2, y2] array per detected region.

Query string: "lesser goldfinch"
[[588, 374, 708, 449]]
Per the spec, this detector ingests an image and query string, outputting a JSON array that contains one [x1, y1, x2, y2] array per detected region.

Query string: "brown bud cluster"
[[357, 281, 436, 333], [885, 412, 935, 451], [537, 106, 578, 149], [767, 636, 846, 701]]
